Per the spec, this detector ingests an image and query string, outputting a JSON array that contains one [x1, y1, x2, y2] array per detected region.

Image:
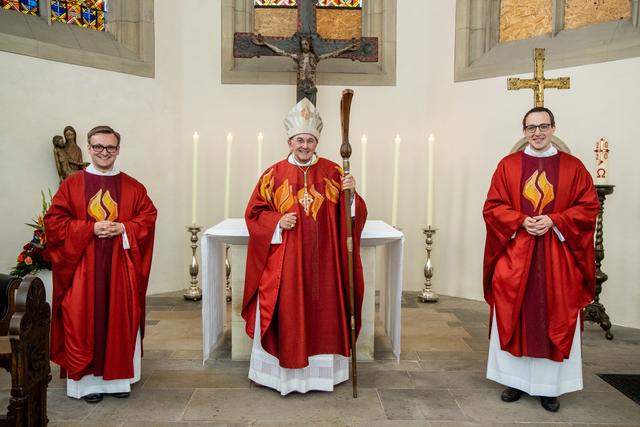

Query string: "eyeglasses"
[[291, 137, 318, 145], [89, 144, 119, 154], [524, 123, 553, 133]]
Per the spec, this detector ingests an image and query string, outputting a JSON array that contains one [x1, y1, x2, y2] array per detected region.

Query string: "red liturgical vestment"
[[243, 157, 367, 369], [45, 171, 156, 380], [483, 150, 599, 361]]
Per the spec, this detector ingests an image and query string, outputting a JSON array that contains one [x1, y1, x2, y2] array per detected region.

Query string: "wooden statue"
[[54, 126, 89, 183], [53, 135, 73, 183]]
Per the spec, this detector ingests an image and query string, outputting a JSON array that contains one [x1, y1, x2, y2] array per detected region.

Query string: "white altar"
[[200, 219, 404, 363]]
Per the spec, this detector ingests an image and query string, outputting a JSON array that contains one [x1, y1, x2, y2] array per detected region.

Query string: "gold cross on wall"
[[508, 48, 570, 107]]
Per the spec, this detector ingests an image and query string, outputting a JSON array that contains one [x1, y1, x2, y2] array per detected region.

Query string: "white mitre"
[[283, 97, 323, 140]]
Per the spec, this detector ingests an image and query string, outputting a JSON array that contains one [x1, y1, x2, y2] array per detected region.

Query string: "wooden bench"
[[0, 274, 51, 426]]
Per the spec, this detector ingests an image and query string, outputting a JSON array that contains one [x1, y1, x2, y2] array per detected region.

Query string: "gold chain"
[[296, 164, 311, 189]]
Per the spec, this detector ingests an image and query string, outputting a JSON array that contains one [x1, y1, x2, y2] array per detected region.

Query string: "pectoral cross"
[[508, 48, 570, 107], [299, 189, 314, 215], [233, 0, 378, 105]]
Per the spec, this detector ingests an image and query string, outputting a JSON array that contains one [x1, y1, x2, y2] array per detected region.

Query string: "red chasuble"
[[243, 157, 367, 369], [483, 151, 599, 361], [44, 171, 156, 380]]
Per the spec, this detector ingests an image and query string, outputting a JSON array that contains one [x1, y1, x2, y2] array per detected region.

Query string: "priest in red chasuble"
[[243, 98, 367, 395], [45, 125, 157, 403], [483, 107, 599, 412]]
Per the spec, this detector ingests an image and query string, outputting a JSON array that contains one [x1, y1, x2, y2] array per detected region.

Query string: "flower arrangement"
[[10, 190, 53, 277]]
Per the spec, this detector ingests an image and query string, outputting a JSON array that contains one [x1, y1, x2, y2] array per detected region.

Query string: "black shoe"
[[540, 396, 560, 412], [501, 387, 523, 402], [82, 393, 103, 403], [111, 392, 130, 398]]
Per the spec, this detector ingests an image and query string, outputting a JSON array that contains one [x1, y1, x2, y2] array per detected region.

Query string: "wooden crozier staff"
[[340, 89, 358, 398]]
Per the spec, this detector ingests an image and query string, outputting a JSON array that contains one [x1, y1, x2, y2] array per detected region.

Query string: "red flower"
[[25, 256, 33, 265], [17, 253, 25, 263]]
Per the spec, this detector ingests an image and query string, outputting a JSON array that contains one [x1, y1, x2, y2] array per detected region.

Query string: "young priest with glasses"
[[45, 125, 157, 403], [482, 107, 599, 412]]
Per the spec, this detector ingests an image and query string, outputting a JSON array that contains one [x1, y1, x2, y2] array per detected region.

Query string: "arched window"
[[499, 0, 632, 43], [455, 0, 640, 81], [222, 0, 395, 87], [254, 0, 362, 39], [0, 0, 153, 77]]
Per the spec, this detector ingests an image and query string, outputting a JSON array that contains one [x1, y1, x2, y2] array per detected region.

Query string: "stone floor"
[[3, 291, 639, 426]]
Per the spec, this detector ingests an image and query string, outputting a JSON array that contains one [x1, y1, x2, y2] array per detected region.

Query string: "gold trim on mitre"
[[284, 98, 323, 140]]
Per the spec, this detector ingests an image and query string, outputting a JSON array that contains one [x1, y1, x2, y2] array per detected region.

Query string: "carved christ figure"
[[251, 34, 359, 105]]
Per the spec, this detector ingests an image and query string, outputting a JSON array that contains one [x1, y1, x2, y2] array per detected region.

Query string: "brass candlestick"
[[184, 224, 203, 301], [419, 226, 439, 303], [584, 185, 615, 339]]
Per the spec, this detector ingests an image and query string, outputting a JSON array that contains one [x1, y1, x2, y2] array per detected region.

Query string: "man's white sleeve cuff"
[[122, 228, 131, 249], [552, 225, 565, 242], [271, 224, 283, 244]]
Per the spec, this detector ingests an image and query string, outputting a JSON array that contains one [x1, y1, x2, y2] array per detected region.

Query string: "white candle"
[[360, 134, 367, 199], [257, 131, 264, 177], [191, 131, 199, 224], [595, 137, 609, 185], [224, 132, 233, 219], [391, 134, 401, 226], [427, 133, 435, 227]]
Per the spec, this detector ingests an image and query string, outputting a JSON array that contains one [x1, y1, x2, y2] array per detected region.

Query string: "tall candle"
[[360, 134, 367, 199], [595, 137, 609, 185], [257, 131, 264, 177], [224, 132, 232, 219], [391, 134, 401, 226], [427, 133, 435, 227], [191, 131, 199, 224]]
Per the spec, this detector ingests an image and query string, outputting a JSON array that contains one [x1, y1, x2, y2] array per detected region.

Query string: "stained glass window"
[[255, 0, 361, 7], [50, 0, 107, 31], [255, 0, 296, 5], [499, 0, 552, 43], [1, 0, 39, 16], [564, 0, 631, 30], [254, 0, 362, 39], [318, 0, 361, 7]]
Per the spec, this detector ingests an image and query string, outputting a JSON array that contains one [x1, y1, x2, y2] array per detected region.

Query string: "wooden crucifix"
[[508, 48, 570, 107], [233, 0, 378, 105]]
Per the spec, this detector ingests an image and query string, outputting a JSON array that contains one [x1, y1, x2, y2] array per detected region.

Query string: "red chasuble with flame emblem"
[[483, 151, 599, 361], [45, 171, 156, 380], [243, 157, 367, 369]]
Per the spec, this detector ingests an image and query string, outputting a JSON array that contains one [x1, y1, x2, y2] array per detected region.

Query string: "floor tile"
[[377, 389, 470, 421], [40, 291, 640, 425], [183, 387, 386, 423]]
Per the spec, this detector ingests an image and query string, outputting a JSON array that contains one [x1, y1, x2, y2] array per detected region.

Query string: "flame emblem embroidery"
[[259, 168, 275, 204], [324, 177, 341, 204], [87, 189, 118, 222], [274, 179, 295, 213], [523, 170, 555, 215]]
